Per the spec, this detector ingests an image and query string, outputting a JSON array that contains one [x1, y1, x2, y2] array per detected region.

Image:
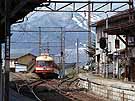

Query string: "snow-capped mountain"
[[11, 11, 96, 63]]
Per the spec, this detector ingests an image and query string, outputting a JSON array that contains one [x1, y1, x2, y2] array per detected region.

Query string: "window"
[[37, 61, 53, 67]]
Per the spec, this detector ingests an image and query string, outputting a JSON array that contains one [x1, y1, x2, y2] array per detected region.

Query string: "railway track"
[[10, 73, 43, 101], [10, 73, 105, 101]]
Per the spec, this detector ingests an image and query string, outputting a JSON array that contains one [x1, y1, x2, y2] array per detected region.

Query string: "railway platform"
[[78, 72, 135, 100], [78, 72, 135, 90]]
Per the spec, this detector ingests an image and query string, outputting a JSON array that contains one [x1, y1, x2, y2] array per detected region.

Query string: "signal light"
[[115, 39, 120, 49], [99, 37, 106, 49], [97, 54, 100, 62]]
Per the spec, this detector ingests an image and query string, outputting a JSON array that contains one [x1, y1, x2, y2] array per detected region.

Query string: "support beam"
[[94, 3, 109, 12], [1, 0, 31, 24], [75, 3, 89, 12], [57, 3, 72, 11], [117, 35, 135, 47], [112, 4, 127, 11], [117, 35, 128, 46], [128, 0, 134, 22], [37, 1, 129, 12], [0, 43, 2, 101], [10, 0, 31, 18], [0, 0, 4, 16], [3, 0, 11, 100]]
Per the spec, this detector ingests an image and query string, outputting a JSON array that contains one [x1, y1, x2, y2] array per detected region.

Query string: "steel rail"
[[11, 73, 44, 101]]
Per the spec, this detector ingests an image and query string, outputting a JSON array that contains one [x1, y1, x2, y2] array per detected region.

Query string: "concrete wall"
[[78, 79, 135, 101]]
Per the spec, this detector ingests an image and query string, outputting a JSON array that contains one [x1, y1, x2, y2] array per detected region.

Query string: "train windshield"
[[37, 61, 53, 67]]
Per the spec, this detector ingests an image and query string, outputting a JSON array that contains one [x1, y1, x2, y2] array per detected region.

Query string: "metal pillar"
[[4, 34, 10, 101], [47, 42, 49, 53], [3, 0, 10, 100], [39, 27, 42, 55], [76, 38, 79, 73], [124, 35, 128, 81], [88, 1, 91, 62], [0, 43, 2, 101], [105, 12, 109, 78], [63, 32, 65, 77], [127, 0, 134, 81], [60, 27, 65, 78], [129, 0, 134, 22]]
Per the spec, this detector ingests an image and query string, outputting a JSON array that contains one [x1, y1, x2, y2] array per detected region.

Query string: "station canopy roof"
[[96, 8, 135, 35], [0, 0, 47, 42], [103, 20, 135, 35]]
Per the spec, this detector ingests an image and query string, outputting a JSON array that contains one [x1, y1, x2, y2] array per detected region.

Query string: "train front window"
[[37, 61, 53, 67]]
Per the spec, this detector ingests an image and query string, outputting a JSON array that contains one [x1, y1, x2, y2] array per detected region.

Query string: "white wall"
[[108, 35, 125, 54], [10, 60, 16, 68], [15, 64, 27, 72], [96, 27, 126, 76]]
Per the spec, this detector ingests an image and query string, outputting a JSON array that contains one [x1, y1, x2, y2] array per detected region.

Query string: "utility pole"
[[47, 41, 49, 53], [88, 2, 91, 61], [126, 0, 134, 81], [76, 38, 79, 73], [39, 27, 41, 55], [105, 12, 109, 78], [60, 27, 65, 78]]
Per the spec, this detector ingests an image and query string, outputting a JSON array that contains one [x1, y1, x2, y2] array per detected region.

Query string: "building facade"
[[10, 53, 36, 72], [96, 9, 135, 81]]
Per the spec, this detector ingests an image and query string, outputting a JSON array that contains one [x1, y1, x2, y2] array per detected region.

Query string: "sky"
[[10, 0, 132, 63]]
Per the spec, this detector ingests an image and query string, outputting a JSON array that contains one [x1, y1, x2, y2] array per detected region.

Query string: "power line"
[[11, 30, 94, 32], [11, 41, 61, 43]]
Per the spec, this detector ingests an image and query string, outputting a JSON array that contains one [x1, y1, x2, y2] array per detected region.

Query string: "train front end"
[[35, 53, 59, 78]]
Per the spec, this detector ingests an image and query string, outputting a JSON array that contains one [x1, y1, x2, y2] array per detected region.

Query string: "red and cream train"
[[34, 53, 59, 78]]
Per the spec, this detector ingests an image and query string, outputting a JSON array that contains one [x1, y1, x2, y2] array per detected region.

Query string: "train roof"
[[36, 53, 54, 61]]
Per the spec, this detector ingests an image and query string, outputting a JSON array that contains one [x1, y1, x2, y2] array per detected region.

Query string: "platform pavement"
[[78, 72, 135, 91]]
